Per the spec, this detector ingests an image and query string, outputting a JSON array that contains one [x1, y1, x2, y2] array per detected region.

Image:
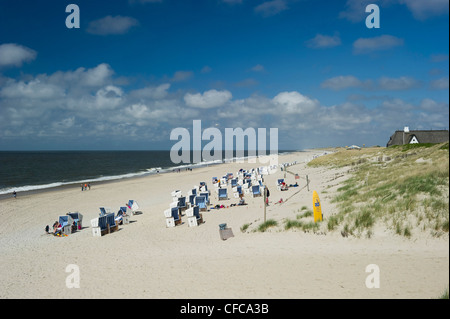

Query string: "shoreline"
[[0, 148, 447, 299], [0, 149, 310, 202], [0, 150, 304, 200]]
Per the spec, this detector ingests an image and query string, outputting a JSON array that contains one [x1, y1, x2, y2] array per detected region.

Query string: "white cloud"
[[184, 89, 232, 109], [353, 35, 404, 54], [340, 0, 448, 22], [0, 79, 65, 100], [321, 75, 421, 91], [130, 83, 171, 99], [378, 76, 420, 90], [94, 85, 124, 109], [81, 63, 115, 87], [251, 64, 265, 72], [0, 43, 37, 68], [321, 75, 363, 91], [272, 91, 318, 114], [430, 77, 449, 90], [171, 70, 193, 82], [254, 0, 288, 17], [87, 16, 139, 35], [399, 0, 449, 20], [0, 62, 448, 150], [305, 33, 342, 49], [201, 66, 212, 74], [339, 0, 385, 22]]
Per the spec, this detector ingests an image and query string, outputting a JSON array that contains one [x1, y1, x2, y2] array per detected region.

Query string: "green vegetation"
[[240, 223, 250, 233], [309, 143, 449, 238], [284, 208, 321, 233], [257, 219, 278, 232]]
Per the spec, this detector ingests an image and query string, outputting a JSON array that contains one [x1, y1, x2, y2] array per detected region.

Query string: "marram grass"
[[310, 143, 449, 238]]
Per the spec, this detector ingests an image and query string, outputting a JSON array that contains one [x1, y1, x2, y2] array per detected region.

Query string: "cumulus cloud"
[[254, 0, 288, 17], [87, 16, 139, 35], [0, 79, 65, 100], [353, 35, 404, 54], [399, 0, 449, 20], [321, 75, 421, 91], [0, 62, 448, 150], [305, 33, 342, 49], [184, 89, 232, 109], [0, 43, 37, 68], [130, 83, 171, 99], [430, 77, 449, 90], [171, 70, 194, 82], [339, 0, 377, 22], [378, 76, 420, 90], [272, 91, 318, 114], [340, 0, 448, 22], [321, 75, 364, 91], [251, 64, 265, 72]]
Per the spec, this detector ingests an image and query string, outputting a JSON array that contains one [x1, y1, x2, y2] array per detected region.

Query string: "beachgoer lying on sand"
[[289, 182, 298, 187], [53, 221, 62, 235]]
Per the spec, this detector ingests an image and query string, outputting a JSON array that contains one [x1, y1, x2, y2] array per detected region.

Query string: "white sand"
[[0, 150, 448, 299]]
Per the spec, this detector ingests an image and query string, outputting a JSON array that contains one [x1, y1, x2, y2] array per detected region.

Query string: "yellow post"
[[312, 190, 322, 222]]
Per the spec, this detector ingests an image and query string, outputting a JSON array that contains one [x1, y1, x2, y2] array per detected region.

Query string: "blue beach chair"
[[193, 205, 203, 224], [218, 188, 228, 200], [171, 206, 182, 225], [195, 195, 207, 211], [252, 185, 261, 197]]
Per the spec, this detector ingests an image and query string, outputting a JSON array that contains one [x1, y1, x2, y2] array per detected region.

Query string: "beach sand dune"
[[0, 151, 448, 299]]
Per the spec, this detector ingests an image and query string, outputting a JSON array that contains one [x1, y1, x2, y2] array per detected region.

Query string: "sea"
[[0, 150, 296, 197]]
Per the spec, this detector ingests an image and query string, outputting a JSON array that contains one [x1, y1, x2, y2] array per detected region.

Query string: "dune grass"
[[310, 143, 449, 238], [257, 219, 278, 232]]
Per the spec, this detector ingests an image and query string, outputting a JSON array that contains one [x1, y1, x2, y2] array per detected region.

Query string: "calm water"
[[0, 150, 294, 195]]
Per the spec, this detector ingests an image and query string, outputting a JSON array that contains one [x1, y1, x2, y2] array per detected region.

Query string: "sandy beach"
[[0, 150, 448, 299]]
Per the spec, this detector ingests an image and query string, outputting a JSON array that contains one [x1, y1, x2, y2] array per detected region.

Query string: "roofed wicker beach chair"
[[67, 211, 83, 231], [186, 205, 204, 227], [195, 195, 207, 211], [218, 188, 228, 200], [127, 200, 140, 215], [164, 206, 181, 227], [58, 215, 74, 235], [252, 185, 261, 197]]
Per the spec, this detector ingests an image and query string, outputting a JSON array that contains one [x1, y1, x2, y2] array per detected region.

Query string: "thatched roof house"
[[387, 127, 449, 147]]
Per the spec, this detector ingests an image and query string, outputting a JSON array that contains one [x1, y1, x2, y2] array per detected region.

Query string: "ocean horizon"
[[0, 150, 299, 196]]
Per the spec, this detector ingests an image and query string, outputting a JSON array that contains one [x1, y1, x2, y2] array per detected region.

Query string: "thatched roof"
[[387, 130, 449, 147]]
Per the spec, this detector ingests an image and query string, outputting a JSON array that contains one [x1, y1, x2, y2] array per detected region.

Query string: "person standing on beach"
[[81, 184, 84, 191], [13, 191, 17, 198], [88, 183, 91, 190]]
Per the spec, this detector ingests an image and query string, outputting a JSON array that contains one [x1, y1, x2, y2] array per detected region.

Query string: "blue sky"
[[0, 0, 448, 150]]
